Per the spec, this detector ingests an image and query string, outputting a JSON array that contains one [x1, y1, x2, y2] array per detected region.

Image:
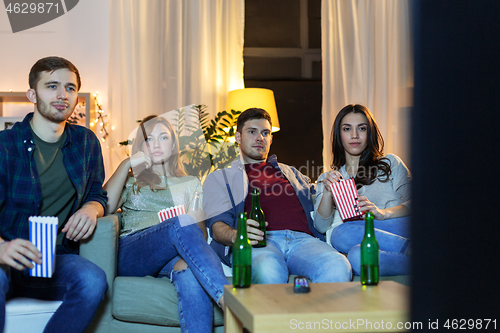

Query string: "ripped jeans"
[[118, 215, 227, 333]]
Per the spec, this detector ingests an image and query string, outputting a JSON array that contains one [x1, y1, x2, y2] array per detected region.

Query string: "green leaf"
[[209, 141, 221, 149], [119, 140, 131, 146], [118, 104, 242, 180]]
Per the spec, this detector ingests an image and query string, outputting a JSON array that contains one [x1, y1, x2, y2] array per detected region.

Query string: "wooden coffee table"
[[224, 281, 409, 332]]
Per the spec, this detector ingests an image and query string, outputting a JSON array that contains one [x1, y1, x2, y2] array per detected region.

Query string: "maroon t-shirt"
[[244, 162, 313, 236]]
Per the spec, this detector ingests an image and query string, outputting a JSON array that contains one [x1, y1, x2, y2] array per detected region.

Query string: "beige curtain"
[[108, 0, 245, 171], [321, 0, 413, 170]]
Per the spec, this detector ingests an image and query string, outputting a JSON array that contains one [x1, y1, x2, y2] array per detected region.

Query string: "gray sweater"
[[314, 154, 411, 234]]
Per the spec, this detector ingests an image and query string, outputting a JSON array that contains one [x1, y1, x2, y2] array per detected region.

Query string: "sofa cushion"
[[5, 298, 63, 333], [112, 275, 224, 327]]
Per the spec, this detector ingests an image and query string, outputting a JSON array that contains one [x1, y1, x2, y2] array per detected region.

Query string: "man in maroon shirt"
[[203, 108, 351, 283]]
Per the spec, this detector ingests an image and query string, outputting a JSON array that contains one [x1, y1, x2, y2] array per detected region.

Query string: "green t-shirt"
[[31, 128, 77, 245]]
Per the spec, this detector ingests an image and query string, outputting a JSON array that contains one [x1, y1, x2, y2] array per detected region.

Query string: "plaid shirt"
[[0, 113, 107, 242]]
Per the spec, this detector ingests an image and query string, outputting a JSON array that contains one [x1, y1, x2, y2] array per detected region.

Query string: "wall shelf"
[[0, 91, 95, 130]]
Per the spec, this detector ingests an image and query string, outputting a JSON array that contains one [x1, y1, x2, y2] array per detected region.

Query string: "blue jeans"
[[331, 217, 411, 276], [250, 230, 351, 284], [160, 258, 214, 333], [118, 215, 227, 333], [0, 252, 107, 333]]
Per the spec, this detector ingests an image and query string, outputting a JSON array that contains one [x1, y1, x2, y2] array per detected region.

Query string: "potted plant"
[[119, 105, 241, 183]]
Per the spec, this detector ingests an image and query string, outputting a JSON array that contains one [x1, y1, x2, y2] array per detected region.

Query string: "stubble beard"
[[243, 146, 268, 162], [36, 93, 74, 124]]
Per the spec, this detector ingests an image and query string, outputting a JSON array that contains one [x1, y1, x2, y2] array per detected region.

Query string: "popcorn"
[[29, 216, 58, 278], [329, 178, 363, 221], [158, 205, 186, 222]]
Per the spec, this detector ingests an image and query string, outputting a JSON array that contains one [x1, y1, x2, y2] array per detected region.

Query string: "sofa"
[[5, 297, 62, 333], [81, 214, 225, 333], [81, 213, 408, 333]]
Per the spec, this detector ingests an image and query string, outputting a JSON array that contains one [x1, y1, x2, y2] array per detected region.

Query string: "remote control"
[[293, 276, 310, 293]]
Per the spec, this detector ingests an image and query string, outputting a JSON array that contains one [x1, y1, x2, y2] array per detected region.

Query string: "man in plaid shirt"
[[0, 57, 108, 333]]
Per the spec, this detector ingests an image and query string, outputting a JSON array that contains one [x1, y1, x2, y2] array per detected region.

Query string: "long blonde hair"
[[131, 115, 186, 190]]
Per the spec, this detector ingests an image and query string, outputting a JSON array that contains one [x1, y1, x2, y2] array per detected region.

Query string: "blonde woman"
[[104, 115, 226, 333]]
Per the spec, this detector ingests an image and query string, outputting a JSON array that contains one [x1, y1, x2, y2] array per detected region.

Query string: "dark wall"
[[245, 0, 301, 48], [411, 0, 500, 326], [245, 80, 324, 180], [244, 0, 323, 180]]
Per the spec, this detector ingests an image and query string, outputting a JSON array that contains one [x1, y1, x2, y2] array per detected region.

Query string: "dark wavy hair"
[[131, 115, 186, 191], [29, 56, 81, 91], [331, 104, 391, 187]]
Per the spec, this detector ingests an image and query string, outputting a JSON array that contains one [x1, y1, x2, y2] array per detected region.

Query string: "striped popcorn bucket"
[[157, 205, 186, 223], [330, 178, 363, 221], [29, 216, 58, 278]]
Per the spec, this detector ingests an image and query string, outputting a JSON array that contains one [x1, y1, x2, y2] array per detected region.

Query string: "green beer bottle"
[[250, 188, 266, 248], [232, 212, 252, 288], [360, 212, 379, 285]]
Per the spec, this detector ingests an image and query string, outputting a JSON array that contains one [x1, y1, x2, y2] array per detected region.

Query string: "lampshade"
[[225, 88, 280, 132]]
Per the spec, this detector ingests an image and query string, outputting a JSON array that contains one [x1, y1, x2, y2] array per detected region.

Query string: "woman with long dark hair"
[[314, 104, 411, 276], [104, 115, 227, 332]]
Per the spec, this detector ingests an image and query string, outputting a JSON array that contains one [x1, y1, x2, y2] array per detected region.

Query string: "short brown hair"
[[29, 56, 81, 90], [236, 108, 272, 133]]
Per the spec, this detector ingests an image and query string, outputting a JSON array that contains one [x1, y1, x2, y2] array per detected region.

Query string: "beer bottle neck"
[[364, 215, 375, 237], [190, 193, 200, 212], [237, 216, 248, 239], [251, 193, 260, 208]]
